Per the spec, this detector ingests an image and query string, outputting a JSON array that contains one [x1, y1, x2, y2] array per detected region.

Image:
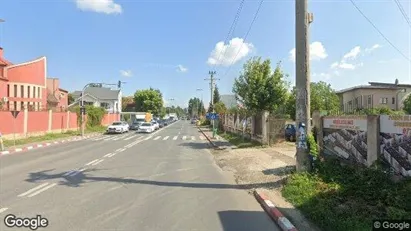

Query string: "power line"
[[215, 0, 246, 67], [222, 0, 264, 78], [349, 0, 411, 62], [393, 0, 411, 28]]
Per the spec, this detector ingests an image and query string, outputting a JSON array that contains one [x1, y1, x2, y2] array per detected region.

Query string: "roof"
[[47, 93, 60, 103], [72, 87, 120, 100], [220, 94, 237, 108], [336, 81, 411, 94], [59, 88, 68, 93]]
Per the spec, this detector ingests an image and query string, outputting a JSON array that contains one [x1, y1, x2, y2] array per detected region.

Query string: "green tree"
[[403, 94, 411, 114], [68, 93, 75, 105], [286, 81, 340, 120], [233, 57, 288, 113], [188, 97, 202, 117], [134, 88, 164, 115], [214, 101, 227, 114], [213, 85, 221, 104]]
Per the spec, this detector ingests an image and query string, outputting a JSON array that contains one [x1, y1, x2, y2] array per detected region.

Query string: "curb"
[[0, 133, 100, 156], [197, 126, 223, 149], [254, 190, 298, 231]]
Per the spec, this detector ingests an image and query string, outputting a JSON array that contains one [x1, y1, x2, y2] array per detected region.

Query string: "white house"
[[71, 87, 122, 113]]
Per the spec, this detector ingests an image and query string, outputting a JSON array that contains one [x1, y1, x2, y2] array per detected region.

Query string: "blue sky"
[[1, 0, 410, 108]]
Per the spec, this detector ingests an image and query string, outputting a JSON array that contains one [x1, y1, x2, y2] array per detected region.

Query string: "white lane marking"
[[191, 136, 196, 140], [27, 183, 57, 198], [200, 136, 205, 140], [128, 140, 143, 147], [124, 134, 138, 140], [86, 159, 100, 166], [154, 136, 161, 140], [0, 208, 8, 214], [104, 153, 113, 157], [92, 159, 104, 166], [137, 136, 144, 140], [107, 153, 116, 157], [69, 168, 86, 177], [144, 136, 153, 140], [63, 170, 76, 176], [18, 183, 50, 197], [173, 136, 178, 140], [182, 136, 187, 140], [116, 148, 126, 152], [163, 136, 169, 140]]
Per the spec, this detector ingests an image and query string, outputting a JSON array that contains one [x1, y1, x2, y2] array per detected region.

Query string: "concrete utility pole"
[[205, 71, 219, 138], [295, 0, 313, 172]]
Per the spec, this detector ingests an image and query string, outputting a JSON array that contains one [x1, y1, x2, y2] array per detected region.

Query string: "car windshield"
[[112, 122, 122, 125], [141, 123, 151, 126]]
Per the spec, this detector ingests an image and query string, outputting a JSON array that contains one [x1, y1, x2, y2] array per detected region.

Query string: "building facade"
[[71, 87, 122, 113], [0, 47, 68, 111], [336, 80, 411, 112]]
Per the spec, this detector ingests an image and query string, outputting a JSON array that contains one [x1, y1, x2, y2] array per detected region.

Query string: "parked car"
[[285, 123, 296, 142], [151, 121, 160, 130], [107, 121, 129, 134], [158, 120, 165, 128], [191, 118, 197, 124], [138, 122, 155, 133]]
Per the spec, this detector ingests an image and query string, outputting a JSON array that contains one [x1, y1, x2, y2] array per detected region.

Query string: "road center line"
[[92, 159, 104, 166], [163, 136, 169, 140], [18, 183, 50, 197], [107, 153, 116, 157], [86, 159, 100, 166], [173, 136, 178, 140], [104, 153, 113, 157], [0, 208, 8, 214], [27, 183, 57, 198], [63, 170, 76, 176]]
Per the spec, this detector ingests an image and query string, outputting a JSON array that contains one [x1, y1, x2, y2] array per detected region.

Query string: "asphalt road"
[[0, 120, 279, 231]]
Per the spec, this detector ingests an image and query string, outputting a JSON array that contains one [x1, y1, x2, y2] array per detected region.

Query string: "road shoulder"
[[198, 126, 321, 231]]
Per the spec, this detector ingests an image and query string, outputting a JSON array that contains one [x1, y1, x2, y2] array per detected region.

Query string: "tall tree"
[[134, 88, 164, 115], [187, 97, 201, 117], [213, 85, 221, 104], [233, 57, 288, 113], [286, 81, 340, 120], [403, 94, 411, 114], [121, 96, 134, 111]]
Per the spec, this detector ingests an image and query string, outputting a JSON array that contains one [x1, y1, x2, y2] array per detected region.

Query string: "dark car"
[[130, 120, 143, 130], [158, 120, 165, 128], [285, 123, 296, 142]]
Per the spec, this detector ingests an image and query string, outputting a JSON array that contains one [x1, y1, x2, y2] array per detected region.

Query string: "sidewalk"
[[197, 126, 236, 149], [199, 126, 320, 231], [0, 132, 101, 156]]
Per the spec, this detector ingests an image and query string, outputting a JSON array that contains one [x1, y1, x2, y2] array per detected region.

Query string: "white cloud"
[[289, 41, 328, 62], [365, 44, 381, 53], [312, 72, 331, 80], [176, 65, 188, 73], [207, 37, 254, 66], [342, 46, 361, 61], [120, 70, 132, 77], [75, 0, 122, 14]]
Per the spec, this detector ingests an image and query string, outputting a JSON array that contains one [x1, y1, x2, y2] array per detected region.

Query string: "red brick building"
[[0, 47, 68, 111]]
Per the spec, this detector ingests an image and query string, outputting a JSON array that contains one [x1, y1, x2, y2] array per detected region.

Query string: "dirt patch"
[[211, 143, 321, 231]]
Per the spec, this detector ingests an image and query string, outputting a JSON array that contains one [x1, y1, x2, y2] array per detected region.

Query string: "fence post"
[[23, 107, 28, 137], [366, 115, 380, 167], [66, 111, 70, 131], [48, 109, 52, 133], [261, 111, 269, 145]]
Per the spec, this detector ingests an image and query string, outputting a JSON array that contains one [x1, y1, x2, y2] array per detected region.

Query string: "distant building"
[[0, 47, 67, 111], [220, 94, 238, 109], [336, 79, 411, 112], [71, 87, 122, 113], [46, 78, 69, 110]]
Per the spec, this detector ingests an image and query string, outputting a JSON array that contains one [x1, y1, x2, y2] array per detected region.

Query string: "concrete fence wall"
[[0, 109, 120, 139], [312, 111, 411, 178]]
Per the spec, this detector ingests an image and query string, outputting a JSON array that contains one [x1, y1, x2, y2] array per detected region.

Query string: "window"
[[380, 97, 388, 104], [392, 97, 395, 104], [38, 87, 40, 98], [368, 96, 372, 105], [28, 86, 31, 98], [101, 102, 109, 109], [33, 86, 36, 98], [21, 86, 24, 98], [21, 101, 24, 110], [7, 84, 9, 96], [14, 85, 17, 97], [13, 101, 17, 110]]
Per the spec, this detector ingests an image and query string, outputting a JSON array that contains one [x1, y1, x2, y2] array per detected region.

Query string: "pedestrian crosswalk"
[[88, 133, 207, 142]]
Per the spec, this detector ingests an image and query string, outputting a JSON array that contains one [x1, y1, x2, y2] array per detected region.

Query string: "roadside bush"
[[72, 105, 106, 128], [282, 159, 411, 231]]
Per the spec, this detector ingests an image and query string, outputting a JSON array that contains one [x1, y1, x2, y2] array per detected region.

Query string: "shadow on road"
[[262, 165, 296, 176], [25, 168, 282, 190], [178, 142, 210, 150], [217, 210, 277, 231]]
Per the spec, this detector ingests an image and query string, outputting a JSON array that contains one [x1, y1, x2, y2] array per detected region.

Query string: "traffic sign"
[[10, 111, 19, 118], [209, 113, 219, 120]]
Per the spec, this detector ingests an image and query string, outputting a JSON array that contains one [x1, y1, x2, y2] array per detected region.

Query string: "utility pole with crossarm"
[[205, 71, 219, 138]]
